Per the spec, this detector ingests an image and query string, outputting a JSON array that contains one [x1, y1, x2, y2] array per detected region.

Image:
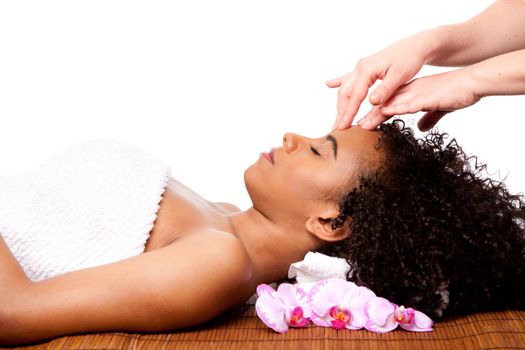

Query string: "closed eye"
[[310, 146, 321, 156]]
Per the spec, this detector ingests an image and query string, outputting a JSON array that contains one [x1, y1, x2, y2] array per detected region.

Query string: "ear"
[[304, 207, 351, 243]]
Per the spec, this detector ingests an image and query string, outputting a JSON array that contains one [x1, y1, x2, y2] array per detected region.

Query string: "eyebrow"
[[326, 134, 338, 158]]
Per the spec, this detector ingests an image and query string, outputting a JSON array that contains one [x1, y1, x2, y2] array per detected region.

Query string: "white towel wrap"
[[0, 139, 171, 282]]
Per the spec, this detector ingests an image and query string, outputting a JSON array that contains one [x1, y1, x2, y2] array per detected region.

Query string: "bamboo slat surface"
[[2, 305, 525, 350]]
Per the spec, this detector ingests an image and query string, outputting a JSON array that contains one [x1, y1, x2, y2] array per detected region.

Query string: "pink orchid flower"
[[309, 278, 376, 330], [364, 297, 434, 332], [255, 283, 311, 333]]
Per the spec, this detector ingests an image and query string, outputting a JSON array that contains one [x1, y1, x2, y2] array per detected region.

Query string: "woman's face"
[[244, 125, 383, 229]]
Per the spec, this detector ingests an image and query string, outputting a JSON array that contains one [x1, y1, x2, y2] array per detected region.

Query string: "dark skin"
[[0, 126, 383, 345]]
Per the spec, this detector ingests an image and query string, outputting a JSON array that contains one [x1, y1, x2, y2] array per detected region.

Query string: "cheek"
[[286, 167, 336, 202], [244, 160, 345, 212]]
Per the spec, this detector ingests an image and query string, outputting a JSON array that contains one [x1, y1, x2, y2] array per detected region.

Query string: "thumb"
[[369, 69, 406, 105], [417, 110, 449, 131]]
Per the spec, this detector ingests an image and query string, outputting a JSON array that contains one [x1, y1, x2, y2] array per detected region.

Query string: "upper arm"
[[4, 232, 253, 345]]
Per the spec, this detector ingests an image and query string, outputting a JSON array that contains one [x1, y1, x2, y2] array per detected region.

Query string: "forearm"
[[0, 234, 30, 286], [0, 235, 33, 345], [418, 0, 525, 67], [468, 48, 525, 97]]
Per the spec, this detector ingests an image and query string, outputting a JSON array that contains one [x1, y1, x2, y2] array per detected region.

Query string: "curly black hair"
[[314, 118, 525, 320]]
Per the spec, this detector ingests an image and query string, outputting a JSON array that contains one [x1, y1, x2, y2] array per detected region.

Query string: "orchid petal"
[[288, 306, 310, 327], [276, 283, 311, 319], [346, 285, 377, 329], [364, 297, 398, 333], [309, 278, 352, 327], [346, 303, 366, 330], [399, 310, 434, 332], [256, 284, 278, 299], [255, 284, 288, 333], [309, 278, 349, 315]]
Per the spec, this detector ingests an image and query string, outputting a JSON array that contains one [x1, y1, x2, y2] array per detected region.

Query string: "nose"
[[282, 132, 301, 154]]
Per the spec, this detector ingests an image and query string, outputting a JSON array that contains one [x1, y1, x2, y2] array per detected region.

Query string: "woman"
[[1, 119, 524, 345]]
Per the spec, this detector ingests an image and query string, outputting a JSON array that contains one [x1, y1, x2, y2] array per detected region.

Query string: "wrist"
[[468, 63, 489, 99], [415, 25, 455, 65], [468, 49, 525, 98], [460, 64, 486, 104]]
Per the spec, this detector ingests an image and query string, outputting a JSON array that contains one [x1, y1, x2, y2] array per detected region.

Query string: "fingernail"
[[371, 93, 381, 104], [361, 119, 373, 129]]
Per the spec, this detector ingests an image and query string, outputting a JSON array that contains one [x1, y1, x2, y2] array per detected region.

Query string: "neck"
[[225, 207, 324, 285]]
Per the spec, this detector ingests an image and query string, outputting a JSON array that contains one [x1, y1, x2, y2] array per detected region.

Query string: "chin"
[[243, 165, 258, 206], [243, 163, 272, 212]]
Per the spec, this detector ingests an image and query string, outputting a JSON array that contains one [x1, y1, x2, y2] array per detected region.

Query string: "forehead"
[[328, 126, 385, 181], [330, 126, 382, 154], [317, 126, 384, 194]]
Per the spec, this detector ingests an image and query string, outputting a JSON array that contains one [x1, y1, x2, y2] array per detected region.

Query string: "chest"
[[144, 177, 235, 252]]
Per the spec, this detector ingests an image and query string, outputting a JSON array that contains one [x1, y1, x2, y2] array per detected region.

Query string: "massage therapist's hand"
[[328, 1, 525, 131], [355, 47, 525, 131], [327, 30, 436, 131], [360, 67, 481, 132]]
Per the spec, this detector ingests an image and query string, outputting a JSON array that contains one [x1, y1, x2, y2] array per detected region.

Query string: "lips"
[[262, 149, 275, 164]]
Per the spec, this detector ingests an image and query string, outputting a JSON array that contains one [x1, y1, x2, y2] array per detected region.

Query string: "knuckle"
[[356, 58, 368, 68], [339, 85, 352, 97], [377, 85, 390, 96]]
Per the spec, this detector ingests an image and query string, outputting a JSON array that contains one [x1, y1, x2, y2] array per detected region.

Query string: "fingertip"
[[326, 80, 341, 88], [417, 121, 431, 132], [369, 93, 381, 105], [339, 115, 353, 131], [418, 111, 447, 132], [362, 122, 377, 131], [337, 114, 347, 130]]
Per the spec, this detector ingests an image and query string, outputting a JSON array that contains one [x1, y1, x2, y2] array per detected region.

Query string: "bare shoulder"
[[212, 202, 241, 213]]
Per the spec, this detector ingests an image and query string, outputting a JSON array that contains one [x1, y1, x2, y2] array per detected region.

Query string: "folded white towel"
[[245, 251, 352, 304], [287, 251, 351, 293], [0, 139, 171, 282]]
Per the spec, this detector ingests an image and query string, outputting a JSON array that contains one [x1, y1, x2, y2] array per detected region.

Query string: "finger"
[[359, 106, 393, 130], [338, 76, 373, 130], [369, 66, 407, 105], [326, 78, 343, 88], [417, 110, 450, 131], [357, 106, 386, 129], [381, 102, 423, 116], [333, 91, 349, 130], [334, 74, 359, 130], [379, 89, 419, 116]]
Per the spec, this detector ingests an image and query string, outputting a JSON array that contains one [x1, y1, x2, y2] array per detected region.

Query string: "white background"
[[0, 0, 522, 210]]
